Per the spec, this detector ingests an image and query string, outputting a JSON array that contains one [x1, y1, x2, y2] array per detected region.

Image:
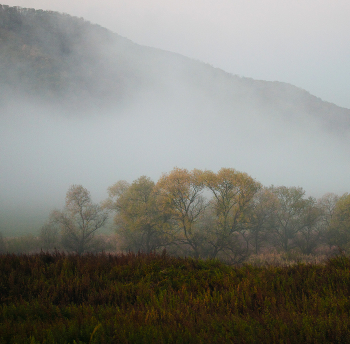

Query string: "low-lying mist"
[[1, 82, 349, 236]]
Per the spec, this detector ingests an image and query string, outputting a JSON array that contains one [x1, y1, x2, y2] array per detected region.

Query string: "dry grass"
[[246, 246, 340, 267]]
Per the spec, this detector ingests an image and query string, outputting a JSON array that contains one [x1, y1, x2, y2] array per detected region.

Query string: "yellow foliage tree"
[[156, 168, 208, 258], [105, 176, 174, 253], [203, 168, 261, 262]]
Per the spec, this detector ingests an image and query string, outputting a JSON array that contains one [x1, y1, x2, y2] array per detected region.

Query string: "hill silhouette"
[[0, 4, 349, 132]]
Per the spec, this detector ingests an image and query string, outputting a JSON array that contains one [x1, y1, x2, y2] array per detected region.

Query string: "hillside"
[[1, 5, 350, 237], [0, 4, 349, 131]]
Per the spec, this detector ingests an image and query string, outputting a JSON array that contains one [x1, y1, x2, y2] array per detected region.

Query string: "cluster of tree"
[[41, 168, 350, 262], [103, 168, 346, 263]]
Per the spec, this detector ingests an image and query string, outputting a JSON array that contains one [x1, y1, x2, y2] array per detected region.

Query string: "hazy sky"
[[4, 0, 350, 109]]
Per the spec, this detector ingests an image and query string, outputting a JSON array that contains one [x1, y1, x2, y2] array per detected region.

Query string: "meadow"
[[1, 250, 350, 343]]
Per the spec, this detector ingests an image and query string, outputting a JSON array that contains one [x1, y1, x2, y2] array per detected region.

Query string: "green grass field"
[[1, 251, 350, 343]]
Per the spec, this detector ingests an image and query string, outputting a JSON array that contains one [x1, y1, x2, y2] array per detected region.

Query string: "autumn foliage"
[[102, 167, 348, 263]]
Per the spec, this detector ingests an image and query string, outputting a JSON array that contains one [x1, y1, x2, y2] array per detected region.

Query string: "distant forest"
[[2, 167, 349, 264]]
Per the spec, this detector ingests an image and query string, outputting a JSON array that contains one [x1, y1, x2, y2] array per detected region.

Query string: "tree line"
[[38, 167, 350, 263]]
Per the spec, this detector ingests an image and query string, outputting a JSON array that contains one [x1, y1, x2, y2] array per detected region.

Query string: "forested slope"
[[0, 4, 349, 132]]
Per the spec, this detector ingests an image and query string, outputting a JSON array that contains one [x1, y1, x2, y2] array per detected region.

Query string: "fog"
[[4, 0, 350, 109], [1, 3, 350, 236], [1, 79, 350, 235]]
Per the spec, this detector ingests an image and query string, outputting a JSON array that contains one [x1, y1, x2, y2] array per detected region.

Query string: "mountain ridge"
[[0, 4, 349, 134]]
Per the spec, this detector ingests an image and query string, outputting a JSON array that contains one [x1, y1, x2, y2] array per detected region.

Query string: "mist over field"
[[1, 90, 349, 236], [0, 5, 350, 236]]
